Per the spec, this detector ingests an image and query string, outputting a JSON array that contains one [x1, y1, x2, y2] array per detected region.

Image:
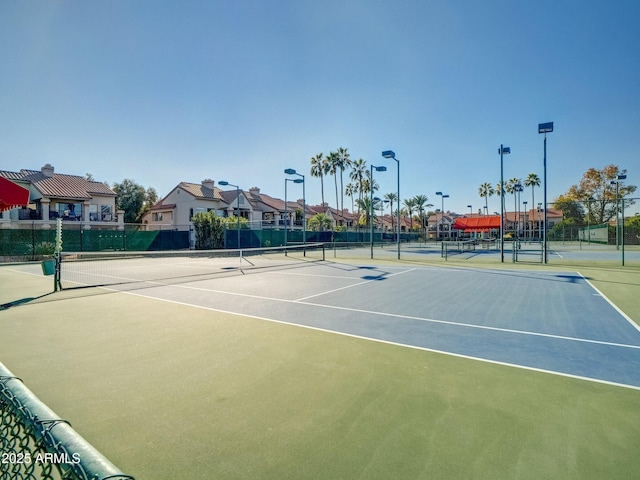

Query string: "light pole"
[[499, 145, 510, 263], [218, 181, 241, 249], [370, 165, 386, 259], [587, 197, 594, 244], [435, 192, 449, 241], [382, 150, 400, 259], [611, 173, 627, 252], [538, 122, 553, 263], [515, 182, 523, 241], [523, 201, 528, 240], [285, 169, 306, 245], [467, 204, 473, 215], [284, 178, 302, 248], [537, 203, 542, 241]]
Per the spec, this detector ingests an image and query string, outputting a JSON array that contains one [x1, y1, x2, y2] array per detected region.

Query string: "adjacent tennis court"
[[1, 245, 639, 479]]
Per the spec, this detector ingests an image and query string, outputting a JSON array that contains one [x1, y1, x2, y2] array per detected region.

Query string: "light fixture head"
[[284, 168, 296, 175], [382, 150, 396, 159]]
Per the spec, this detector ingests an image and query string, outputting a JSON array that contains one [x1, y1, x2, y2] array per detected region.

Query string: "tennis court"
[[1, 245, 640, 479]]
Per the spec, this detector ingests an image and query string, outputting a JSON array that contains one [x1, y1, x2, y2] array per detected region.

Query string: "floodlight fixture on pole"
[[538, 122, 553, 263], [370, 165, 387, 259], [285, 168, 306, 245], [218, 181, 241, 249], [498, 145, 510, 263], [382, 150, 400, 259], [467, 205, 472, 214]]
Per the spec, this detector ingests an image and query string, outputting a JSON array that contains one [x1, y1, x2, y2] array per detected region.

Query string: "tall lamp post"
[[523, 201, 528, 240], [382, 150, 400, 259], [218, 181, 241, 249], [537, 203, 542, 241], [467, 204, 473, 215], [538, 122, 553, 263], [285, 169, 306, 245], [498, 145, 510, 263], [586, 196, 594, 244], [515, 182, 523, 241], [611, 173, 627, 254], [370, 165, 386, 259], [284, 178, 302, 248], [436, 192, 449, 242]]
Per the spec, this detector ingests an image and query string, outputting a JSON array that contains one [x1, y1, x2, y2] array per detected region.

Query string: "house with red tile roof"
[[142, 179, 231, 230], [0, 164, 120, 228]]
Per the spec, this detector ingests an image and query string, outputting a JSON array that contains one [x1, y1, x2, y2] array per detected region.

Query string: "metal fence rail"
[[0, 361, 134, 480]]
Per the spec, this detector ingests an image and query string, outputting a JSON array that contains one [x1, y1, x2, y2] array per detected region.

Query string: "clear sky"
[[2, 0, 639, 215]]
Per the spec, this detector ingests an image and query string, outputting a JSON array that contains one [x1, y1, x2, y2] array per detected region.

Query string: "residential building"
[[0, 164, 121, 228]]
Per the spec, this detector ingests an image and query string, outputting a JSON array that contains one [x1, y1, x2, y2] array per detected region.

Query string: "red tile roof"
[[0, 168, 115, 200]]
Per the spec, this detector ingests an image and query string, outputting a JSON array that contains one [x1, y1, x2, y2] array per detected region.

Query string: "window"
[[55, 202, 83, 221], [101, 205, 112, 221], [153, 212, 163, 222]]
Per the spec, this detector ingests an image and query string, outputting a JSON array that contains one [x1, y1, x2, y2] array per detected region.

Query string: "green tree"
[[326, 151, 340, 211], [523, 173, 541, 214], [413, 194, 433, 236], [307, 213, 333, 232], [336, 147, 352, 214], [224, 215, 249, 229], [310, 153, 328, 207], [403, 197, 417, 230], [505, 178, 521, 216], [554, 194, 585, 225], [559, 165, 636, 224], [349, 158, 367, 210], [478, 182, 495, 215], [113, 178, 152, 223], [384, 192, 399, 231], [192, 211, 225, 249]]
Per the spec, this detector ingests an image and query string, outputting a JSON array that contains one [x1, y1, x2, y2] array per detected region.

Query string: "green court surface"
[[1, 248, 639, 480]]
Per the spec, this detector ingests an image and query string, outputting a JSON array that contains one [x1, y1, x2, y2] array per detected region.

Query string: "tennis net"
[[59, 243, 325, 290], [441, 239, 477, 259]]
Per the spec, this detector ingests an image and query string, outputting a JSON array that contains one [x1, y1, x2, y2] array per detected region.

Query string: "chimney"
[[202, 179, 215, 190], [41, 164, 54, 177], [249, 187, 260, 194]]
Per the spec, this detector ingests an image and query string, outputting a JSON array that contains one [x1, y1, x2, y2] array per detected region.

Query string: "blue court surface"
[[97, 260, 640, 389]]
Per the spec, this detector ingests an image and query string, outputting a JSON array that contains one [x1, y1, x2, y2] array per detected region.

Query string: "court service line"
[[114, 289, 640, 392], [295, 299, 640, 350], [293, 268, 417, 302], [138, 277, 640, 351]]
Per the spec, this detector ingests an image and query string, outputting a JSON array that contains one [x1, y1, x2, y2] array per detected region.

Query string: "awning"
[[453, 216, 501, 233], [0, 176, 30, 212]]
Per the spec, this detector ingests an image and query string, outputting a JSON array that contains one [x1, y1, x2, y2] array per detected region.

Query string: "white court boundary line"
[[115, 288, 640, 392], [579, 271, 640, 333], [121, 270, 640, 351]]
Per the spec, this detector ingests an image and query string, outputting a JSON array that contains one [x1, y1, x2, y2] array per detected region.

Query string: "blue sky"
[[2, 0, 639, 215]]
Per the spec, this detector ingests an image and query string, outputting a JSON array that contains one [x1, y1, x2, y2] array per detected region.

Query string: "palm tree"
[[310, 153, 328, 207], [478, 182, 495, 215], [506, 178, 520, 230], [384, 192, 398, 230], [345, 183, 356, 213], [326, 151, 339, 212], [403, 197, 416, 230], [356, 197, 376, 228], [524, 172, 541, 214], [413, 194, 433, 236], [350, 158, 367, 210], [336, 147, 352, 214]]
